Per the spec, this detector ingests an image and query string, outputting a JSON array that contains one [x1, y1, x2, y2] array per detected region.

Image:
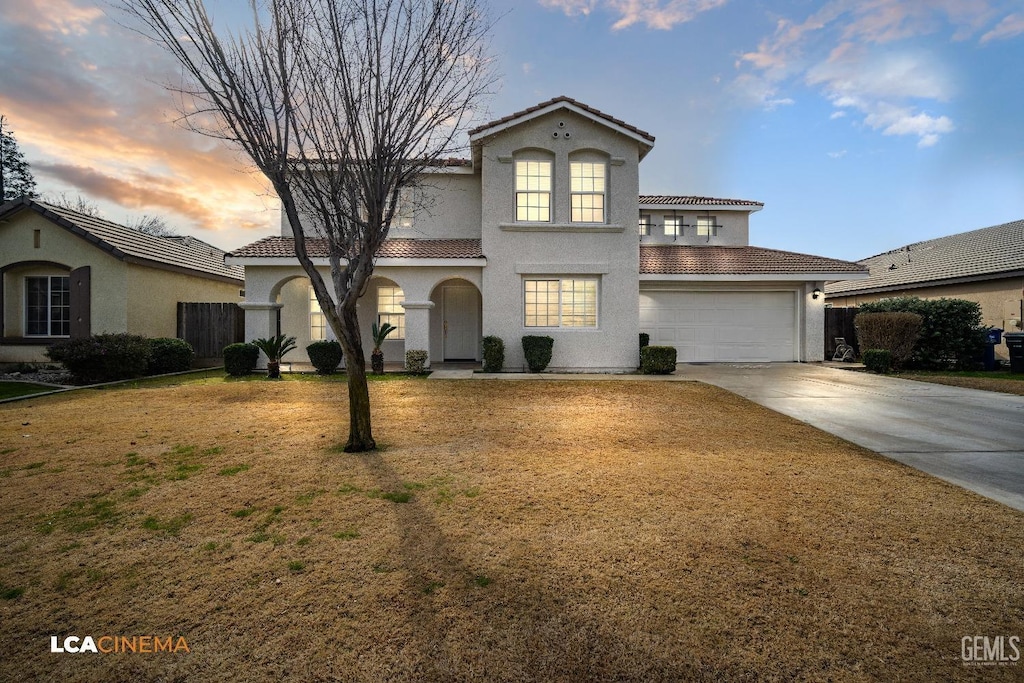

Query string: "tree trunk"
[[267, 360, 281, 379], [371, 349, 384, 374], [337, 304, 374, 452]]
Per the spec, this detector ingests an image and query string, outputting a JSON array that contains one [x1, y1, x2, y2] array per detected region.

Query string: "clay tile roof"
[[469, 96, 655, 143], [640, 245, 867, 276], [0, 198, 243, 282], [639, 195, 764, 207], [229, 236, 484, 260], [826, 219, 1024, 295]]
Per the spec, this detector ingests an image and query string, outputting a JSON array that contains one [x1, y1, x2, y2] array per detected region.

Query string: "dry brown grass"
[[1, 377, 1021, 682]]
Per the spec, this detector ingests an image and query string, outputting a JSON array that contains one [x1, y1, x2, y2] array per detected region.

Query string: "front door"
[[443, 286, 479, 360]]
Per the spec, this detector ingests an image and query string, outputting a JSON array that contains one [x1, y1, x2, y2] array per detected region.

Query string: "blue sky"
[[1, 0, 1022, 261]]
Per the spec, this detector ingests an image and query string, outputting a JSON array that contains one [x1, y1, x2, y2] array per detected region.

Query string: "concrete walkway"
[[681, 363, 1024, 512]]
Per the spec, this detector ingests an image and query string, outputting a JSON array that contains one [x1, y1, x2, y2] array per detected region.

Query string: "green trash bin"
[[1006, 332, 1024, 374]]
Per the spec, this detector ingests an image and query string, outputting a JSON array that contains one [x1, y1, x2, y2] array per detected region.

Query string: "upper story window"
[[377, 285, 405, 340], [664, 216, 683, 238], [515, 160, 551, 222], [390, 189, 414, 230], [25, 275, 70, 337], [697, 215, 718, 237], [639, 214, 652, 236], [570, 162, 606, 223]]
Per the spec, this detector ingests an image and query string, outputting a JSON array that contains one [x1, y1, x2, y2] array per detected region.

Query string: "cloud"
[[539, 0, 727, 31], [827, 150, 847, 158], [980, 14, 1024, 43]]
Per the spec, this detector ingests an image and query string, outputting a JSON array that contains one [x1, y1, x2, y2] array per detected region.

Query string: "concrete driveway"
[[683, 363, 1024, 512]]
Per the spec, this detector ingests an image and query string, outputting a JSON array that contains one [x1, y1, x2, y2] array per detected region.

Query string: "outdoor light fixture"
[[812, 288, 822, 300]]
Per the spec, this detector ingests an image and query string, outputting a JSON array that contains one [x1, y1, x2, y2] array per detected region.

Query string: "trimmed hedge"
[[146, 338, 195, 375], [640, 345, 677, 374], [858, 297, 987, 369], [482, 335, 504, 372], [522, 335, 554, 373], [47, 333, 152, 384], [639, 333, 650, 349], [224, 343, 259, 376], [405, 349, 428, 374], [306, 340, 343, 374], [854, 312, 922, 370], [862, 349, 893, 374]]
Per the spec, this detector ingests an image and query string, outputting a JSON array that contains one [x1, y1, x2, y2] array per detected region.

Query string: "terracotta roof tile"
[[470, 96, 655, 143], [229, 237, 484, 259], [640, 245, 866, 275], [640, 195, 764, 207]]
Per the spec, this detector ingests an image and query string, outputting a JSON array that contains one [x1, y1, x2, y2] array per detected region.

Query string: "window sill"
[[500, 223, 624, 233]]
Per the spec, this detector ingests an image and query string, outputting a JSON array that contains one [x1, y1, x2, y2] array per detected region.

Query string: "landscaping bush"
[[522, 335, 554, 373], [482, 335, 504, 372], [306, 340, 343, 374], [639, 333, 650, 349], [862, 349, 893, 374], [640, 345, 677, 374], [405, 349, 428, 375], [858, 297, 987, 369], [146, 338, 195, 375], [854, 312, 922, 370], [223, 343, 259, 376], [46, 333, 151, 384]]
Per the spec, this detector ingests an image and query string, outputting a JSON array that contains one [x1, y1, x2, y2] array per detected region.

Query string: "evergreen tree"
[[0, 116, 38, 202]]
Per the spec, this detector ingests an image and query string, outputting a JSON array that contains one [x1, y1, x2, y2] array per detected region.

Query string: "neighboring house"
[[0, 198, 244, 364], [826, 219, 1024, 359], [228, 96, 866, 371]]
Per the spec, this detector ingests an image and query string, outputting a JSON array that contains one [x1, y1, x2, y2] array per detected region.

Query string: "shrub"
[[223, 343, 259, 376], [405, 349, 428, 374], [306, 340, 343, 374], [640, 345, 677, 374], [858, 297, 987, 369], [521, 335, 554, 373], [46, 333, 152, 384], [639, 333, 650, 349], [146, 338, 195, 375], [854, 312, 922, 370], [862, 349, 893, 374], [482, 336, 504, 372]]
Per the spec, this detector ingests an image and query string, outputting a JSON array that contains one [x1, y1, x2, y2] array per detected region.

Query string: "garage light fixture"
[[812, 288, 822, 300]]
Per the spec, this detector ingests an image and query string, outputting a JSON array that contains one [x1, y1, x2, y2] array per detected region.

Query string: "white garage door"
[[639, 290, 797, 362]]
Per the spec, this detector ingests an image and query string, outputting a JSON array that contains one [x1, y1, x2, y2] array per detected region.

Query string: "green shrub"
[[854, 312, 922, 370], [862, 349, 893, 374], [521, 336, 554, 373], [639, 333, 650, 349], [640, 345, 677, 374], [858, 297, 987, 369], [223, 343, 259, 376], [405, 349, 428, 374], [482, 336, 504, 372], [46, 334, 151, 384], [306, 340, 343, 374], [146, 338, 195, 375]]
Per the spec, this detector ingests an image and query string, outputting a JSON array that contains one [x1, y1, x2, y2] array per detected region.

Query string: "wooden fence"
[[176, 302, 245, 360], [825, 307, 860, 360]]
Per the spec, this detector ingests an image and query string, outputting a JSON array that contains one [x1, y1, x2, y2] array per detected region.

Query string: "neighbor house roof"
[[229, 236, 484, 260], [826, 219, 1024, 296], [639, 195, 764, 209], [0, 198, 243, 283], [640, 245, 867, 276]]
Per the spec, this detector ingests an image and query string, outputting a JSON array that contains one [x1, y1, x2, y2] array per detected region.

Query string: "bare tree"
[[127, 214, 178, 236], [47, 192, 102, 216], [121, 0, 495, 451]]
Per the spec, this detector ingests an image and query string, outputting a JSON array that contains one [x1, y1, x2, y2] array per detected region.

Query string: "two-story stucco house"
[[227, 97, 866, 371]]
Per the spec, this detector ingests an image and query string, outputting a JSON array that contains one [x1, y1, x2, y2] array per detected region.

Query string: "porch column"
[[239, 302, 283, 368], [401, 301, 434, 368]]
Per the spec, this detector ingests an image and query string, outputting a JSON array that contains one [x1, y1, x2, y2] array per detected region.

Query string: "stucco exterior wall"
[[478, 109, 641, 371], [638, 209, 750, 246], [126, 265, 241, 339]]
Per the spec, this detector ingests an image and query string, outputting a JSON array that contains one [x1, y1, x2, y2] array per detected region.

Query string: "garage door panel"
[[640, 290, 797, 362]]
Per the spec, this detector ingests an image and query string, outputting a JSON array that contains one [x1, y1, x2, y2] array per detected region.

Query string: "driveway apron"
[[682, 363, 1024, 512]]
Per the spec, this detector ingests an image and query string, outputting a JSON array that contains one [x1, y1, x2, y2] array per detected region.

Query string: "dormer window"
[[570, 162, 606, 223], [515, 160, 551, 222]]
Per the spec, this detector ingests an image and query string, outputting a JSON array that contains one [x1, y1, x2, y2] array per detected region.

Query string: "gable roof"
[[0, 198, 243, 283], [640, 195, 764, 211], [640, 245, 867, 277], [228, 236, 484, 260], [469, 96, 655, 159], [826, 219, 1024, 296]]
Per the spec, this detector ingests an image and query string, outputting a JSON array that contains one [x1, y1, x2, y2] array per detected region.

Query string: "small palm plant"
[[370, 322, 396, 374], [253, 334, 297, 379]]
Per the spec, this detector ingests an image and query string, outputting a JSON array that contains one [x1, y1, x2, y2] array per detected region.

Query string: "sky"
[[1, 0, 1022, 262]]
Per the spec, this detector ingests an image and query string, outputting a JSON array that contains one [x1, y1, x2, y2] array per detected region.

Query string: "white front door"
[[443, 286, 480, 360]]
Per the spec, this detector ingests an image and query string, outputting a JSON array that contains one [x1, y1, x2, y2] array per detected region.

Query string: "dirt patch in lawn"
[[1, 379, 1021, 682]]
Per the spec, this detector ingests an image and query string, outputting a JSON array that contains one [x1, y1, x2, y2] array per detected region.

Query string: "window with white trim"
[[25, 275, 70, 337], [515, 160, 551, 222], [310, 286, 326, 341], [697, 215, 718, 237], [639, 214, 651, 236], [524, 278, 598, 328], [570, 162, 606, 223], [390, 189, 414, 230], [664, 216, 683, 238], [377, 285, 405, 339]]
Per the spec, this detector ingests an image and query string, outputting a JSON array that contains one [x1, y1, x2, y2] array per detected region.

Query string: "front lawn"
[[0, 379, 1021, 681], [897, 369, 1024, 396], [0, 382, 59, 401]]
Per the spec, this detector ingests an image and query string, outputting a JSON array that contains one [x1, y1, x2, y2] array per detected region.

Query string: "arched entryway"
[[429, 278, 482, 362]]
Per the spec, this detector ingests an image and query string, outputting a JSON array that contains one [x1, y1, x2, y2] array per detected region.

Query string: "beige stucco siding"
[[125, 264, 242, 338]]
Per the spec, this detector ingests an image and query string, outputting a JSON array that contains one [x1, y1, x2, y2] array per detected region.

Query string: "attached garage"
[[640, 289, 798, 362]]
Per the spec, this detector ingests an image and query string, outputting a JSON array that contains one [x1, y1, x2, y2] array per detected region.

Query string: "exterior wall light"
[[812, 288, 823, 300]]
